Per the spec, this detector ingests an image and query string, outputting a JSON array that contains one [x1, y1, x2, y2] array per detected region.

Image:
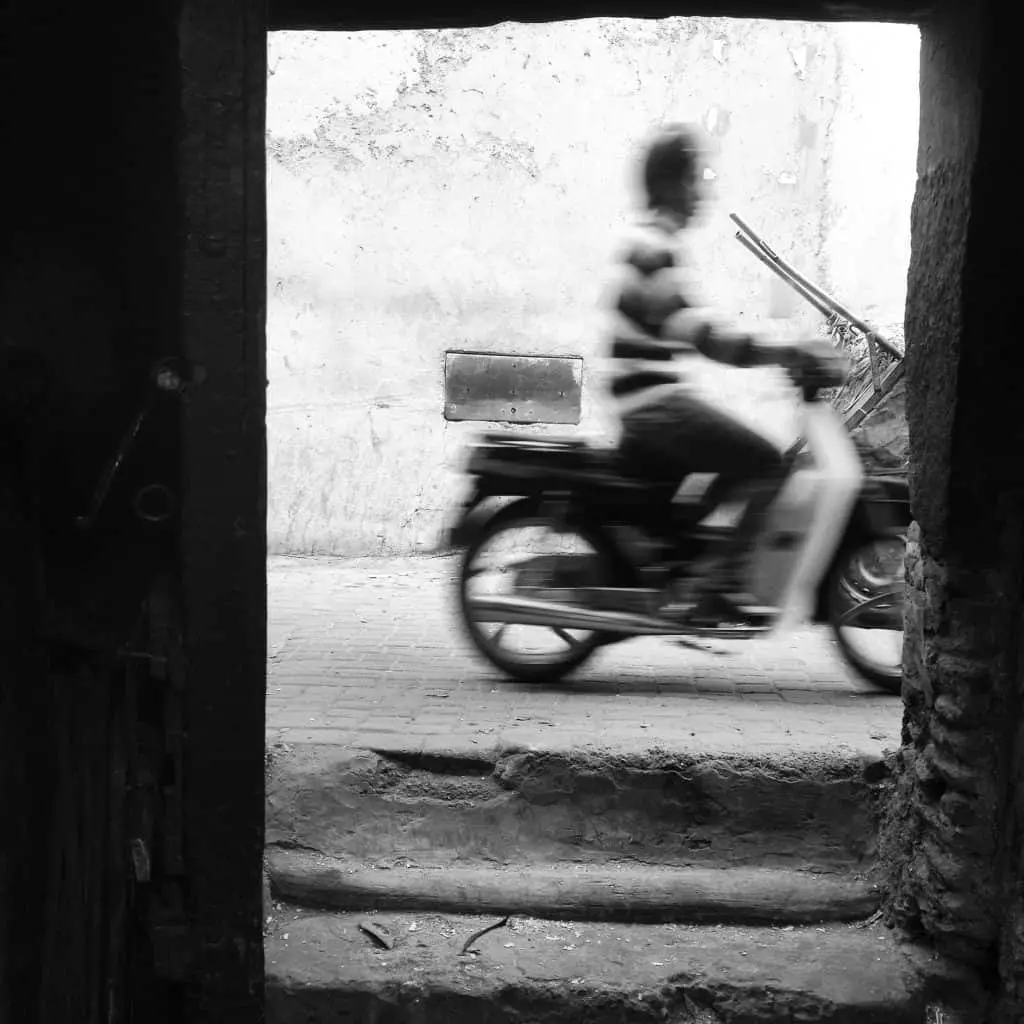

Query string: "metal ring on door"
[[133, 483, 176, 523]]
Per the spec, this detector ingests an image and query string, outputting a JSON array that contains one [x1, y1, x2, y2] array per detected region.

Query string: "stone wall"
[[878, 1, 1024, 1016], [267, 19, 919, 555], [880, 527, 1005, 967]]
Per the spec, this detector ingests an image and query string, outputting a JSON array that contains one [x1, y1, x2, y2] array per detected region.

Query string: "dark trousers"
[[618, 391, 788, 563]]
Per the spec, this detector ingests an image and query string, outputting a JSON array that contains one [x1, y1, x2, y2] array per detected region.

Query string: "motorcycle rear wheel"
[[458, 500, 618, 683]]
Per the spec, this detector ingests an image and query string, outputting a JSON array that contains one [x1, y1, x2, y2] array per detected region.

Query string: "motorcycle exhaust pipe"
[[466, 595, 691, 637]]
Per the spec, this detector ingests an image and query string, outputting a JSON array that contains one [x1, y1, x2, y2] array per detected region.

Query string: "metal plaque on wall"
[[443, 351, 583, 424]]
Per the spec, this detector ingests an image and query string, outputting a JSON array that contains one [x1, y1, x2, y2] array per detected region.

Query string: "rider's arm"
[[663, 312, 798, 368], [655, 267, 797, 369], [612, 231, 798, 370]]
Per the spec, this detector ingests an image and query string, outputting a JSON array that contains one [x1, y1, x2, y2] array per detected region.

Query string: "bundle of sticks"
[[730, 212, 905, 435]]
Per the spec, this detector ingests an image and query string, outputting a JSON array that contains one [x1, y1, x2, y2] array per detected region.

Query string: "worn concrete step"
[[269, 848, 878, 926], [266, 743, 890, 873], [265, 909, 964, 1024]]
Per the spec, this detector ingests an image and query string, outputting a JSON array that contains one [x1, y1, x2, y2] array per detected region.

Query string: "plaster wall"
[[267, 18, 919, 555]]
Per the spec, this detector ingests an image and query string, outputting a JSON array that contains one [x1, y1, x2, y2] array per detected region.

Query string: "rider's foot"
[[661, 546, 774, 626], [686, 591, 771, 627]]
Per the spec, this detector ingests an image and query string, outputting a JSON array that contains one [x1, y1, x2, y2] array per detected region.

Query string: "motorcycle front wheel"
[[457, 500, 618, 683], [827, 534, 906, 694]]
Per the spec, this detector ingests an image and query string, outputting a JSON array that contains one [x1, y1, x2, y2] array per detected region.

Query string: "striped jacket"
[[605, 212, 757, 415]]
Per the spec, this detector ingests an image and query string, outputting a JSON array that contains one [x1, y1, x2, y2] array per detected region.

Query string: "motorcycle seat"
[[479, 431, 591, 451]]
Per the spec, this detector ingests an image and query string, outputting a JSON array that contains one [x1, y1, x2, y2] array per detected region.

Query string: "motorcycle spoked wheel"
[[827, 533, 906, 694], [458, 500, 619, 683]]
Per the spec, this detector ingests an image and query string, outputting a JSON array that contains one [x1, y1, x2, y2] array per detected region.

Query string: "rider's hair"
[[641, 123, 703, 209]]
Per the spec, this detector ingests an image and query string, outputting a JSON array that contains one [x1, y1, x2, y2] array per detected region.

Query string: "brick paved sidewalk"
[[267, 554, 903, 758]]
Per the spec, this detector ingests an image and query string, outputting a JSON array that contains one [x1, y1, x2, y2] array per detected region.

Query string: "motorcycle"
[[446, 349, 910, 693]]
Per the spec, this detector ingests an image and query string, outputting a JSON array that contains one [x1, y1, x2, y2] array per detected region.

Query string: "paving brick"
[[267, 554, 904, 758]]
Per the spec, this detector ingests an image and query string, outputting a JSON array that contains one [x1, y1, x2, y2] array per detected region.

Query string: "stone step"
[[266, 743, 890, 874], [268, 848, 879, 926], [265, 909, 964, 1024]]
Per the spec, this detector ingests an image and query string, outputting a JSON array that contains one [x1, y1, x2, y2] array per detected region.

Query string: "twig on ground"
[[459, 915, 511, 956], [857, 909, 884, 928], [358, 920, 395, 949]]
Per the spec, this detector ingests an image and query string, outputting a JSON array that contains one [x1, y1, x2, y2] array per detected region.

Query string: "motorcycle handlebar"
[[784, 341, 849, 400], [788, 367, 844, 402]]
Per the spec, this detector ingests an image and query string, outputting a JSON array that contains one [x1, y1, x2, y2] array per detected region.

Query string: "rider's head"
[[640, 123, 711, 228]]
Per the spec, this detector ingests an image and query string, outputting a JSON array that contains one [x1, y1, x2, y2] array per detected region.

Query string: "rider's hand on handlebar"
[[780, 338, 849, 390]]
